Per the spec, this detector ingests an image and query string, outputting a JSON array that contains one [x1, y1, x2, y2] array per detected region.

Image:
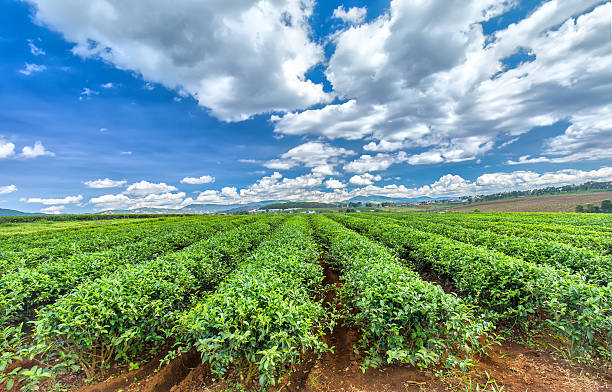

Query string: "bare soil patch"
[[450, 192, 612, 213]]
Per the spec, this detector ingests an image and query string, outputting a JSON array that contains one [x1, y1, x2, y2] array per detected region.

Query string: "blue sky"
[[0, 0, 610, 213]]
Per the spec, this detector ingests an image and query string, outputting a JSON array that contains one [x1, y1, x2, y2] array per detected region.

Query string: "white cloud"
[[363, 140, 406, 152], [27, 0, 331, 121], [180, 175, 215, 184], [349, 173, 382, 186], [18, 63, 46, 75], [186, 171, 339, 204], [325, 178, 346, 189], [124, 180, 177, 196], [79, 87, 99, 99], [23, 195, 83, 205], [507, 155, 552, 165], [498, 137, 520, 149], [347, 167, 612, 201], [311, 164, 338, 176], [0, 140, 15, 158], [120, 151, 132, 155], [343, 152, 407, 173], [20, 141, 55, 158], [89, 190, 187, 210], [0, 185, 18, 195], [406, 150, 444, 165], [99, 127, 108, 132], [85, 165, 612, 209], [272, 0, 610, 167], [508, 105, 612, 165], [100, 82, 114, 88], [27, 39, 46, 55], [272, 100, 386, 140], [405, 136, 494, 165], [475, 167, 612, 190], [83, 178, 127, 188], [333, 6, 367, 24], [40, 205, 64, 214], [263, 159, 298, 170], [133, 191, 186, 208], [263, 141, 356, 173], [89, 194, 132, 210]]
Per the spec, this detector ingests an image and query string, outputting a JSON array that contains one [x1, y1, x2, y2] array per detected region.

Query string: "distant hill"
[[100, 201, 282, 215], [257, 201, 337, 210], [342, 196, 436, 203], [0, 208, 40, 217], [180, 201, 279, 213]]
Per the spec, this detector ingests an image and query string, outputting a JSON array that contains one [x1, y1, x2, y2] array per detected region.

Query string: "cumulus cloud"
[[89, 180, 186, 210], [272, 100, 386, 140], [20, 141, 55, 158], [23, 195, 83, 205], [83, 178, 127, 188], [183, 171, 337, 204], [86, 164, 612, 209], [272, 0, 611, 167], [18, 63, 46, 75], [263, 141, 356, 172], [333, 6, 367, 24], [475, 167, 612, 190], [26, 0, 331, 121], [124, 180, 177, 196], [190, 165, 612, 204], [311, 164, 338, 176], [263, 159, 298, 170], [349, 173, 382, 186], [89, 190, 188, 210], [0, 140, 15, 158], [180, 175, 215, 184], [343, 152, 407, 173], [325, 178, 346, 189], [0, 185, 18, 195], [89, 194, 132, 210], [40, 205, 64, 214]]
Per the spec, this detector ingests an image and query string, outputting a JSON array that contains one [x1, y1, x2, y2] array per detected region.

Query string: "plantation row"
[[423, 214, 612, 254], [369, 213, 612, 285], [1, 213, 610, 390], [332, 214, 611, 360], [0, 216, 212, 274], [446, 211, 612, 230]]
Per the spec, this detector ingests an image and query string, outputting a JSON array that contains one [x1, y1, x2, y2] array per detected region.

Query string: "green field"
[[0, 217, 166, 235], [1, 213, 610, 391]]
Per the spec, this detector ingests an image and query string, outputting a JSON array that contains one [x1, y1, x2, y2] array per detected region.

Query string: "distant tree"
[[473, 209, 480, 212], [585, 203, 600, 213], [601, 199, 612, 213], [575, 204, 584, 213]]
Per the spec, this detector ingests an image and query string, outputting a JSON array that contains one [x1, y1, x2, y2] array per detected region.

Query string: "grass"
[[0, 217, 160, 235]]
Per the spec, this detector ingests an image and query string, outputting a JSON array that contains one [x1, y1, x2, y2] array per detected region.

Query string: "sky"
[[0, 0, 611, 214]]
